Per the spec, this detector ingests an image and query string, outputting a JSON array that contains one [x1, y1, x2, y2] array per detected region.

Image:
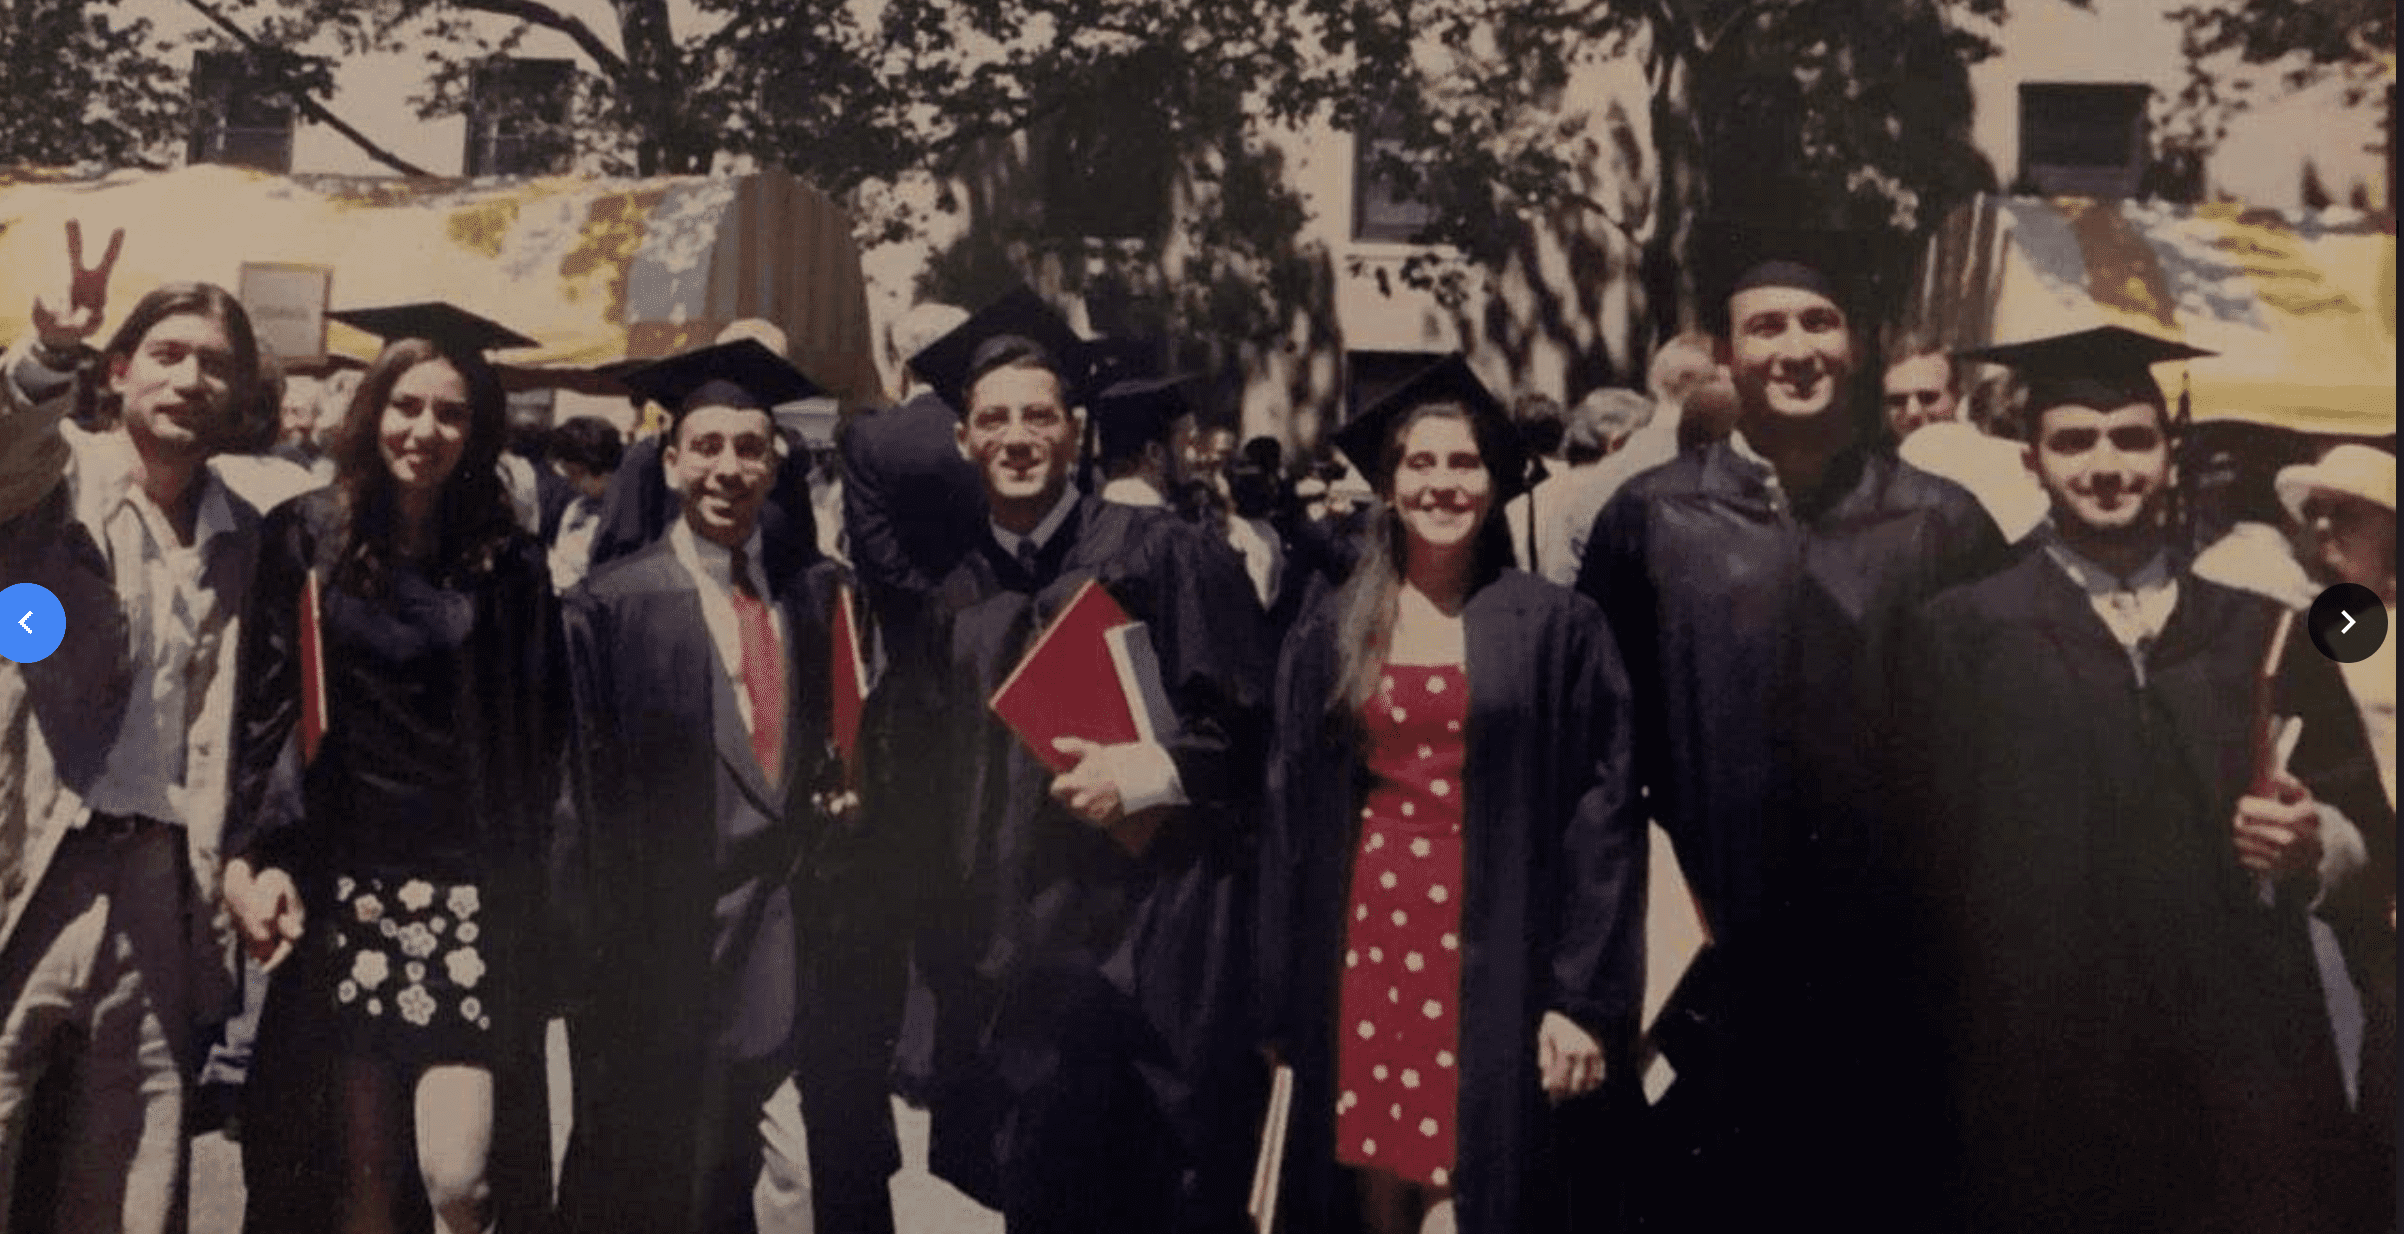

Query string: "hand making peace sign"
[[31, 219, 124, 349]]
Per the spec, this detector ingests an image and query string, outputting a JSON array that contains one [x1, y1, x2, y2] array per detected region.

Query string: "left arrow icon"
[[0, 584, 63, 663]]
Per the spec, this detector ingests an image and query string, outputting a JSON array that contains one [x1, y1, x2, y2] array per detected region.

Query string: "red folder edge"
[[298, 570, 326, 765], [831, 583, 868, 774]]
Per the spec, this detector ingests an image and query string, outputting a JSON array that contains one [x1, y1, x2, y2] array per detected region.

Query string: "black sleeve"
[[226, 505, 313, 871], [1576, 490, 1665, 810], [841, 416, 931, 600], [1546, 596, 1648, 1053], [1145, 523, 1277, 826]]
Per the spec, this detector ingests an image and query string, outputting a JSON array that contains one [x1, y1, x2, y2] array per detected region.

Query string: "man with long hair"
[[0, 223, 267, 1232]]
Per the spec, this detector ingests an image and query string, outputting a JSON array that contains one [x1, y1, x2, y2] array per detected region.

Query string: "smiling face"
[[957, 363, 1080, 521], [377, 357, 473, 496], [109, 311, 240, 462], [666, 402, 777, 548], [1390, 413, 1494, 557], [1726, 286, 1856, 424], [2026, 400, 2172, 539]]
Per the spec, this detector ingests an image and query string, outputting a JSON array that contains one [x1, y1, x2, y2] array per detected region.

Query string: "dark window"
[[2018, 83, 2151, 199], [466, 59, 575, 178], [1352, 106, 1439, 243], [188, 51, 294, 173]]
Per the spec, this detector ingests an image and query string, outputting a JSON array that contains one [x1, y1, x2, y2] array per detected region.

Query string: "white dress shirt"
[[549, 495, 603, 595], [670, 518, 783, 738], [77, 438, 245, 828], [2038, 529, 2179, 688], [1224, 514, 1285, 609]]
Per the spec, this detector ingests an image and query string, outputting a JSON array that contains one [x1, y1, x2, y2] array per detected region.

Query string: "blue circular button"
[[0, 584, 65, 664]]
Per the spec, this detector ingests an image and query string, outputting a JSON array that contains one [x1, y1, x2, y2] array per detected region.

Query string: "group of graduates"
[[0, 212, 2393, 1234]]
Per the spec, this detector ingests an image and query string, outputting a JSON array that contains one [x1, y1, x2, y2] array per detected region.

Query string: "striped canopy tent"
[[0, 164, 882, 406], [1908, 195, 2396, 438]]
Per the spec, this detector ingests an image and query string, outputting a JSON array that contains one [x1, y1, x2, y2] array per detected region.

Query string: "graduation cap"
[[1331, 354, 1533, 502], [1691, 222, 1881, 336], [905, 286, 1085, 416], [1091, 374, 1195, 463], [326, 301, 538, 355], [619, 338, 825, 437], [1956, 325, 2214, 427]]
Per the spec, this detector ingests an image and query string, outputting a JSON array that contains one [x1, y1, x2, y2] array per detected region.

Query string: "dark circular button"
[[2307, 583, 2387, 664]]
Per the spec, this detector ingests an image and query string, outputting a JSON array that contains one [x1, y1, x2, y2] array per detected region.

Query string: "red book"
[[989, 578, 1177, 774], [830, 583, 868, 774], [297, 570, 326, 765]]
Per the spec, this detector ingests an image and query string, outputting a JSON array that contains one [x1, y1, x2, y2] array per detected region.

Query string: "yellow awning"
[[0, 164, 884, 403], [1910, 195, 2396, 437]]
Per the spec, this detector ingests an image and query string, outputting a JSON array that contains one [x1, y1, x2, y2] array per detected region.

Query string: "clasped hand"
[[2233, 772, 2321, 879], [222, 857, 305, 970]]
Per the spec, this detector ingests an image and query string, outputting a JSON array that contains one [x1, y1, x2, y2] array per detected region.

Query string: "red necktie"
[[729, 546, 785, 784]]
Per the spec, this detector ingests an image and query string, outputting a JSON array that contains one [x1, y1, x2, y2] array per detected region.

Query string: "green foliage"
[[0, 1, 191, 167], [2163, 0, 2393, 159]]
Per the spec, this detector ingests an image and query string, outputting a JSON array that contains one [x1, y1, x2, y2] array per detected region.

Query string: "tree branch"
[[454, 0, 628, 80], [180, 0, 436, 177]]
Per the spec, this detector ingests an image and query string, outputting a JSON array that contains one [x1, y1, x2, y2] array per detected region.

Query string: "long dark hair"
[[1327, 401, 1515, 720], [325, 339, 519, 596], [95, 282, 266, 449]]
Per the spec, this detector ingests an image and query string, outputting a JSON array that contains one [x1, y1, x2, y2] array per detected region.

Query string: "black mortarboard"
[[619, 338, 824, 420], [1092, 374, 1194, 462], [1332, 354, 1532, 502], [1957, 325, 2214, 424], [906, 286, 1084, 416], [326, 302, 537, 355], [1692, 222, 1880, 336]]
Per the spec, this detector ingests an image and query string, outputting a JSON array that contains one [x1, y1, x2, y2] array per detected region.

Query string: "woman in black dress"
[[225, 313, 562, 1234], [1259, 356, 1646, 1234]]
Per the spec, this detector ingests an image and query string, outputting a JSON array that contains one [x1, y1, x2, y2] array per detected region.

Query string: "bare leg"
[[1356, 1169, 1422, 1234], [413, 1064, 495, 1234]]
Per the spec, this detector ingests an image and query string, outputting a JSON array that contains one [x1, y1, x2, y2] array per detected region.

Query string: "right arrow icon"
[[2342, 610, 2357, 634]]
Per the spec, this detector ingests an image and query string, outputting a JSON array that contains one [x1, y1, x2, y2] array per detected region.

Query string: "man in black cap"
[[1903, 326, 2390, 1234], [555, 338, 897, 1234], [1093, 374, 1186, 510], [586, 321, 821, 588], [882, 288, 1273, 1233], [1575, 255, 2005, 1231]]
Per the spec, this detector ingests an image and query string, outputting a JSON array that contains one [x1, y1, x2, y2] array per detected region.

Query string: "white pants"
[[0, 822, 197, 1234]]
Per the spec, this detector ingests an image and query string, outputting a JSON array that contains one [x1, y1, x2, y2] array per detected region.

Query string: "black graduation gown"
[[1573, 439, 2005, 1225], [227, 490, 564, 1234], [554, 544, 899, 1234], [839, 391, 986, 642], [1903, 553, 2388, 1234], [1258, 570, 1647, 1234], [893, 494, 1273, 1231]]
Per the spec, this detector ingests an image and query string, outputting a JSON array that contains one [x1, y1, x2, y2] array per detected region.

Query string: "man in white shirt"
[[1912, 325, 2387, 1234], [0, 224, 267, 1234], [557, 338, 895, 1233]]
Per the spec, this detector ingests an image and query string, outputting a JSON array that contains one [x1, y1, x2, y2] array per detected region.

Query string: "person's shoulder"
[[1923, 548, 2050, 627], [1883, 451, 1989, 519], [1614, 446, 1709, 502], [575, 536, 686, 603]]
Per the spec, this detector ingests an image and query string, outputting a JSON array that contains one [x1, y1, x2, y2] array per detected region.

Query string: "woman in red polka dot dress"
[[1259, 356, 1645, 1234]]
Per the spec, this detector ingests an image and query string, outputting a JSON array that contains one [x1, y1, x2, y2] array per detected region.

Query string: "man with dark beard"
[[1905, 326, 2390, 1234]]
